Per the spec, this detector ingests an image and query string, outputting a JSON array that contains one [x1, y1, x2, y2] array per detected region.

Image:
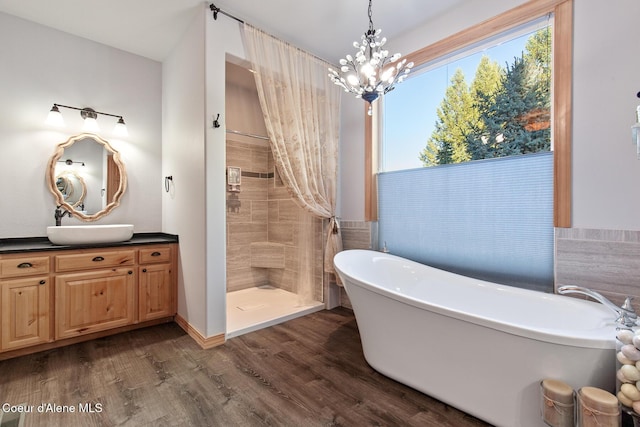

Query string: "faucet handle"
[[620, 297, 638, 327], [622, 297, 636, 312]]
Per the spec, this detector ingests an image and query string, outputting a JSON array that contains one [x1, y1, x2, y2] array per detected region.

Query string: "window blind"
[[377, 151, 554, 292]]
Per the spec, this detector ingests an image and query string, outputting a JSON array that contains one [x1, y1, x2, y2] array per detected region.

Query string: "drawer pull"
[[151, 251, 162, 257], [17, 262, 33, 269], [39, 280, 46, 285], [92, 256, 105, 262]]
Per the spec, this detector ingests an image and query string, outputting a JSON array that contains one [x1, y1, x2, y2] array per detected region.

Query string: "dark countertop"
[[0, 232, 179, 254]]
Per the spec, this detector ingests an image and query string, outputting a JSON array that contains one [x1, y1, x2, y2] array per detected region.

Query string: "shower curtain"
[[243, 24, 343, 303]]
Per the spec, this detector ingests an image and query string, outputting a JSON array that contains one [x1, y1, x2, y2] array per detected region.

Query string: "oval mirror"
[[55, 170, 86, 208], [46, 133, 127, 221]]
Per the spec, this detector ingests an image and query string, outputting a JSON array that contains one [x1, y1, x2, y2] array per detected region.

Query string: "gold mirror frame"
[[46, 133, 127, 221]]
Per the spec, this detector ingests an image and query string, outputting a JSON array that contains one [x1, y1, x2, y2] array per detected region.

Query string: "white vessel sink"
[[47, 224, 134, 245]]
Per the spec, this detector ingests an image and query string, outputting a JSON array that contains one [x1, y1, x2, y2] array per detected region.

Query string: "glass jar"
[[540, 379, 574, 427], [577, 386, 620, 427], [616, 326, 640, 425]]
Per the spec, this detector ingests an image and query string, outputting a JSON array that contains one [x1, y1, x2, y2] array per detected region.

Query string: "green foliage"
[[419, 68, 474, 165], [420, 27, 551, 167]]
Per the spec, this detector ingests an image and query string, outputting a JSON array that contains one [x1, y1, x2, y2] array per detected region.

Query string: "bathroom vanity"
[[0, 233, 178, 360]]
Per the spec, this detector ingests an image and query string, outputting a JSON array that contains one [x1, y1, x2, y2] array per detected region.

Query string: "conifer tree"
[[479, 56, 550, 157], [465, 55, 504, 160], [419, 68, 474, 166], [419, 27, 551, 166]]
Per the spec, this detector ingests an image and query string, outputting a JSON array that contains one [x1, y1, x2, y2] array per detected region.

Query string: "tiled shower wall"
[[555, 228, 640, 313], [225, 61, 323, 301], [266, 153, 324, 301], [225, 138, 323, 302], [226, 139, 270, 291]]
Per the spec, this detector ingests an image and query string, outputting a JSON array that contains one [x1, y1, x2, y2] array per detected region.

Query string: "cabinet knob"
[[142, 268, 147, 273], [39, 280, 46, 285], [128, 270, 133, 275]]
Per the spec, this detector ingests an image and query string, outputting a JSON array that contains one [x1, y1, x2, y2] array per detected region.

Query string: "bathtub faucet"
[[558, 285, 638, 327]]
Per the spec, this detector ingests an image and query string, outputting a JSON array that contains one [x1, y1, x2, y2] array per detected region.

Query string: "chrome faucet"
[[54, 205, 72, 226], [558, 285, 638, 327]]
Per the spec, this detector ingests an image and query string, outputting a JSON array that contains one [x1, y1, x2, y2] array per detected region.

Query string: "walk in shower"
[[225, 60, 324, 338]]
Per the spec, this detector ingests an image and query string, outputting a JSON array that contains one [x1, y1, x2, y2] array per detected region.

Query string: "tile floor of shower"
[[226, 285, 324, 338]]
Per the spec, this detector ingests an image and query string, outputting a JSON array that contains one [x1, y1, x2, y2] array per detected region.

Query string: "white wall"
[[572, 0, 640, 229], [338, 0, 640, 232], [0, 12, 162, 237], [162, 5, 246, 338], [204, 15, 246, 337], [162, 9, 207, 334], [337, 96, 367, 221]]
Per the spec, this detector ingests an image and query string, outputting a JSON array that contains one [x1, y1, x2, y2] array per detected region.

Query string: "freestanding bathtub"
[[333, 249, 616, 427]]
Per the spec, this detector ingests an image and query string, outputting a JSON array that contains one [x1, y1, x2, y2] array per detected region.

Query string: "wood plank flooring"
[[0, 308, 490, 426]]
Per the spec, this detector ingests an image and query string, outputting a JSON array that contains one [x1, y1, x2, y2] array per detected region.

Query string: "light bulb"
[[46, 105, 65, 127], [114, 117, 128, 137], [347, 74, 360, 86], [83, 117, 100, 133]]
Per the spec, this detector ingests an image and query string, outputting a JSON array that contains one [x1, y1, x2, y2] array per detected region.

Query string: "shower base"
[[226, 285, 324, 338]]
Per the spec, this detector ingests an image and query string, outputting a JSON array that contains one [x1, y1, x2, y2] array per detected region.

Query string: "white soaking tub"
[[334, 249, 616, 427]]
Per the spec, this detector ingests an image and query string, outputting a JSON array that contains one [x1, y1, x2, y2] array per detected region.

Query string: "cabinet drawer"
[[139, 246, 172, 264], [0, 256, 50, 278], [55, 250, 135, 272]]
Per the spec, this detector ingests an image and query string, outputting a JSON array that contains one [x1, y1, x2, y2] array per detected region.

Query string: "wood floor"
[[0, 308, 490, 427]]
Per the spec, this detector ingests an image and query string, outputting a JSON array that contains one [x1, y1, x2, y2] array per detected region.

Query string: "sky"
[[382, 30, 537, 172]]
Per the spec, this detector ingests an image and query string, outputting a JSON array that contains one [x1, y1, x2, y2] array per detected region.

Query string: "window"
[[371, 0, 573, 290], [383, 18, 552, 172], [366, 0, 573, 226]]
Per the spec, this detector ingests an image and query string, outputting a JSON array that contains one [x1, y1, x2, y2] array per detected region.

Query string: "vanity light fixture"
[[328, 0, 413, 109], [57, 159, 85, 166], [81, 107, 100, 133], [46, 103, 128, 137]]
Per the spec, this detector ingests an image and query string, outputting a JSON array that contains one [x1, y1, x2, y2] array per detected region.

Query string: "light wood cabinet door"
[[56, 268, 135, 339], [138, 263, 173, 322], [1, 276, 51, 351]]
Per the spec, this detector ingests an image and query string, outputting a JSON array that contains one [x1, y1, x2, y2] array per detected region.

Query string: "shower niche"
[[225, 60, 324, 337]]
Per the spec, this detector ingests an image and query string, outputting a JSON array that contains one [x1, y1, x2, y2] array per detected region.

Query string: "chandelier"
[[328, 0, 413, 105]]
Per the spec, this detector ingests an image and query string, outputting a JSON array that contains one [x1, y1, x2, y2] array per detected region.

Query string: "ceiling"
[[0, 0, 466, 63]]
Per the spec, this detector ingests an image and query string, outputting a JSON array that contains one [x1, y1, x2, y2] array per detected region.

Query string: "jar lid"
[[542, 379, 574, 404], [580, 387, 619, 413]]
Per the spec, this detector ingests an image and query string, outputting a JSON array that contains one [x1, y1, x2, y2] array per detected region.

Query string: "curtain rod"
[[208, 3, 334, 66], [210, 4, 244, 24]]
